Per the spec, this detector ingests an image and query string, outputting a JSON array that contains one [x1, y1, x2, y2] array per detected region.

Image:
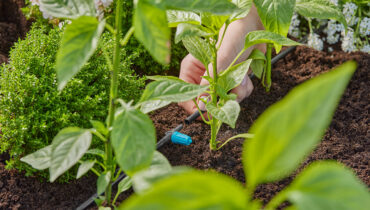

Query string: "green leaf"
[[295, 0, 347, 29], [97, 171, 111, 195], [230, 0, 253, 21], [140, 80, 209, 103], [56, 16, 105, 90], [243, 61, 357, 187], [206, 100, 240, 128], [254, 0, 296, 36], [146, 75, 184, 82], [175, 23, 213, 44], [134, 0, 171, 65], [164, 0, 240, 15], [132, 151, 172, 194], [201, 13, 229, 32], [39, 0, 96, 19], [90, 120, 109, 136], [182, 36, 212, 66], [20, 145, 52, 170], [244, 30, 300, 53], [248, 49, 266, 79], [118, 176, 133, 194], [120, 171, 248, 209], [218, 59, 253, 92], [140, 100, 171, 114], [284, 161, 370, 210], [76, 160, 95, 179], [86, 148, 105, 158], [49, 127, 92, 182], [167, 10, 201, 27], [111, 103, 156, 176]]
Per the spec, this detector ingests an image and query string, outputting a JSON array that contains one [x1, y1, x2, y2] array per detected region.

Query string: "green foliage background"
[[0, 23, 146, 182]]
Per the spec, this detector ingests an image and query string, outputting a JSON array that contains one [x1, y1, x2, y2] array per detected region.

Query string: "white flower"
[[359, 17, 370, 36], [361, 45, 370, 53], [341, 30, 356, 53], [324, 20, 341, 44], [289, 13, 301, 38], [95, 0, 113, 20], [329, 0, 338, 6], [58, 20, 72, 29], [307, 33, 323, 51], [328, 47, 334, 52], [343, 2, 358, 26]]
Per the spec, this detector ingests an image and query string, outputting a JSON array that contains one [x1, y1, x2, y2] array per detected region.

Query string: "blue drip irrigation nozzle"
[[171, 131, 192, 146]]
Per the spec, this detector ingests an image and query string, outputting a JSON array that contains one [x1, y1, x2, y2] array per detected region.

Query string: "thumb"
[[230, 75, 254, 103]]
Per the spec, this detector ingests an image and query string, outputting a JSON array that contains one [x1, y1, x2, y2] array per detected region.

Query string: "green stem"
[[225, 47, 247, 71], [209, 44, 219, 150], [307, 18, 313, 34], [216, 22, 229, 50], [265, 44, 272, 92], [121, 26, 134, 46], [265, 191, 287, 210], [192, 99, 211, 124], [104, 0, 124, 205]]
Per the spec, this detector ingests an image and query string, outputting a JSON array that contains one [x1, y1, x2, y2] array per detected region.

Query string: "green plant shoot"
[[120, 61, 370, 210]]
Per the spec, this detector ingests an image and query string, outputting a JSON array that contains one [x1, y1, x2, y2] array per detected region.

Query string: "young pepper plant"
[[20, 0, 232, 207], [252, 0, 347, 91], [120, 61, 370, 210], [146, 0, 301, 150]]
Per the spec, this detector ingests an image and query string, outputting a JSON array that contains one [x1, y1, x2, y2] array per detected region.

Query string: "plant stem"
[[209, 44, 219, 150], [264, 43, 272, 92], [265, 191, 287, 210], [104, 0, 123, 205]]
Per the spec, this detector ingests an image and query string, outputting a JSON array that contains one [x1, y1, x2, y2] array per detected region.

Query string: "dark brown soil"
[[0, 46, 369, 209], [0, 0, 30, 64], [155, 46, 370, 203]]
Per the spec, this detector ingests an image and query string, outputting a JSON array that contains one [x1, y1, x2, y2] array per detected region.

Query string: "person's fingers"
[[179, 54, 206, 84], [230, 74, 254, 103], [178, 54, 207, 114]]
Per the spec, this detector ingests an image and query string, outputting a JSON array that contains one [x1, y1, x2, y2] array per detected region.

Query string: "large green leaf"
[[134, 0, 171, 65], [132, 151, 172, 194], [140, 100, 171, 114], [295, 0, 347, 29], [97, 171, 111, 195], [164, 0, 240, 15], [218, 59, 253, 92], [167, 10, 201, 27], [20, 145, 52, 170], [248, 49, 266, 79], [284, 161, 370, 210], [244, 30, 300, 53], [230, 0, 253, 21], [111, 103, 156, 176], [243, 61, 357, 188], [140, 79, 209, 103], [201, 13, 230, 32], [254, 0, 295, 36], [182, 36, 212, 66], [206, 100, 240, 128], [39, 0, 96, 19], [49, 127, 92, 182], [56, 16, 105, 90], [120, 171, 248, 209], [175, 23, 213, 44], [117, 176, 133, 195], [76, 160, 95, 179]]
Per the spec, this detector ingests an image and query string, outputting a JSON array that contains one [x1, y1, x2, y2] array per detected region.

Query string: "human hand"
[[178, 5, 265, 115]]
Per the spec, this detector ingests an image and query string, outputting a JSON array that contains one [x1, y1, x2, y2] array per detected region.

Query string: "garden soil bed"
[[1, 46, 369, 209]]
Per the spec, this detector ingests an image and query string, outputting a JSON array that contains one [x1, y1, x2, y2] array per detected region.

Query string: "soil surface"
[[0, 0, 30, 64], [0, 46, 369, 209]]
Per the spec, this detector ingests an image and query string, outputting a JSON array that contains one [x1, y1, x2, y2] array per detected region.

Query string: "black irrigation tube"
[[76, 44, 300, 210]]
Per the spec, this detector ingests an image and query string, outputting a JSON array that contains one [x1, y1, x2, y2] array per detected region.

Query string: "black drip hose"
[[76, 44, 298, 210]]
